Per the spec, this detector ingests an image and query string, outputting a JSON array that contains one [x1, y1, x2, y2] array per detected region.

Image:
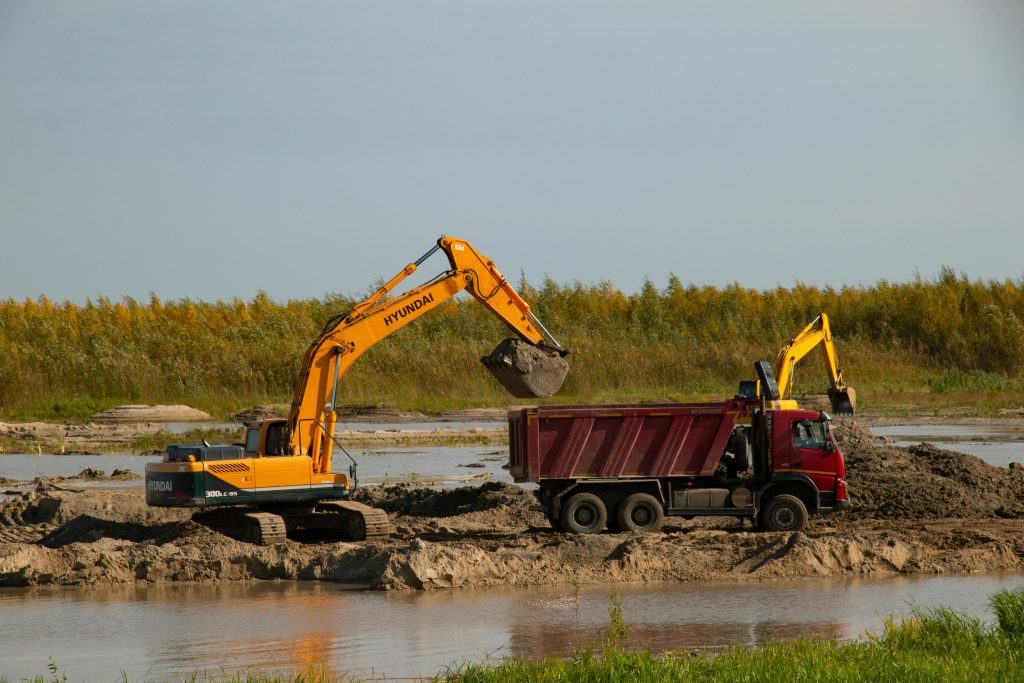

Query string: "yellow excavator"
[[739, 313, 856, 415], [145, 236, 569, 544]]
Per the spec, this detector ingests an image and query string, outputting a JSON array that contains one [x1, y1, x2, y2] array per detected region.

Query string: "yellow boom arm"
[[773, 313, 856, 414], [286, 236, 562, 473]]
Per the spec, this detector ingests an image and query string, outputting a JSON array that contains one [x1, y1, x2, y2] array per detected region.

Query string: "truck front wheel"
[[560, 493, 607, 534], [617, 493, 665, 533], [760, 494, 808, 532]]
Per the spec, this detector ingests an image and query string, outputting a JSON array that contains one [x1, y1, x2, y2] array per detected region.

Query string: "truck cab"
[[768, 409, 848, 513]]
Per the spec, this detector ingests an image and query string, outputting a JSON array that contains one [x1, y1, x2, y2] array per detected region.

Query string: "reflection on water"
[[2, 573, 1023, 680]]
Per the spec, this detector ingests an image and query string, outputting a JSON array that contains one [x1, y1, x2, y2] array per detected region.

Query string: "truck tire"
[[760, 494, 808, 532], [560, 493, 607, 534], [616, 493, 664, 533]]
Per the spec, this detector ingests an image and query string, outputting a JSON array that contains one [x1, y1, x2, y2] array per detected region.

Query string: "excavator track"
[[193, 509, 288, 546], [315, 501, 391, 541]]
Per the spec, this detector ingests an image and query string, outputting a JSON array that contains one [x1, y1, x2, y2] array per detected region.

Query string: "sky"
[[2, 1, 1023, 303]]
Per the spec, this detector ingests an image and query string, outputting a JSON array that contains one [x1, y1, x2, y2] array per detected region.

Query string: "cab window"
[[793, 420, 828, 450], [265, 423, 286, 455], [245, 428, 260, 454]]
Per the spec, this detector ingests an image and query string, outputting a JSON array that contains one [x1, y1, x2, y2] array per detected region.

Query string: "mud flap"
[[481, 338, 569, 398], [827, 387, 857, 415]]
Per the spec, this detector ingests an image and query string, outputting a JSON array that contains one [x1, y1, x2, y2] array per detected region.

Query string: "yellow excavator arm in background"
[[286, 236, 567, 474], [773, 313, 856, 414]]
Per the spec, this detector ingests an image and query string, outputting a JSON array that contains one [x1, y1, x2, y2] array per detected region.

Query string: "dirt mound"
[[334, 404, 428, 422], [835, 421, 1024, 521], [353, 482, 531, 517], [230, 405, 285, 423], [90, 404, 213, 422]]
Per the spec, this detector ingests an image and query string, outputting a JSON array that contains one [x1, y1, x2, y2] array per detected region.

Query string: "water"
[[1, 573, 1022, 680], [869, 424, 1024, 468], [0, 453, 158, 485], [0, 446, 511, 490]]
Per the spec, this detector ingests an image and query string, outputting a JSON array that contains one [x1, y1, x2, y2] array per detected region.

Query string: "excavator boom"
[[288, 236, 569, 473], [773, 313, 856, 414]]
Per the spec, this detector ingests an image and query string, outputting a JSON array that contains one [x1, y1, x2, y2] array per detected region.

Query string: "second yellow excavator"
[[144, 236, 569, 544], [739, 313, 856, 415]]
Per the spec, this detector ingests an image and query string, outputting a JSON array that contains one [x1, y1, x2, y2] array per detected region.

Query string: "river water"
[[2, 573, 1023, 681]]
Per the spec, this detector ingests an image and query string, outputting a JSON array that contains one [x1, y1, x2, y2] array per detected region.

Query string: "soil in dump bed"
[[834, 420, 1024, 521]]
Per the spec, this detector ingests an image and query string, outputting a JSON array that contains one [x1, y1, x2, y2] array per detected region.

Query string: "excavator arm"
[[773, 313, 856, 414], [286, 236, 568, 473]]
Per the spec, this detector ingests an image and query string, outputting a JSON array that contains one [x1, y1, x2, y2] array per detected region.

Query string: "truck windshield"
[[794, 420, 829, 450]]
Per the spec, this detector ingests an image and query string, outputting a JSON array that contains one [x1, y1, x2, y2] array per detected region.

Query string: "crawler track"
[[316, 500, 391, 541], [193, 509, 288, 546]]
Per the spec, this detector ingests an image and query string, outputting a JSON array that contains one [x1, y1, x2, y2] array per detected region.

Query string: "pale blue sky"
[[2, 1, 1023, 302]]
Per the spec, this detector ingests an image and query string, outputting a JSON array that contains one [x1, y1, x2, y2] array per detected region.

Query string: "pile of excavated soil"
[[834, 421, 1024, 521]]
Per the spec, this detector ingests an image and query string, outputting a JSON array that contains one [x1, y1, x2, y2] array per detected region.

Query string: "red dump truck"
[[509, 363, 849, 534]]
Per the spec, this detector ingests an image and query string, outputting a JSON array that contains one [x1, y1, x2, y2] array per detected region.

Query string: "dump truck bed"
[[509, 401, 747, 483]]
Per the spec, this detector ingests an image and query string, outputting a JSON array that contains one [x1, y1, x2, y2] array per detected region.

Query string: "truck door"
[[787, 417, 837, 491]]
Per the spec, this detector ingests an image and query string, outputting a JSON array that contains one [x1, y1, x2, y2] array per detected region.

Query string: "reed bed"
[[2, 269, 1022, 419]]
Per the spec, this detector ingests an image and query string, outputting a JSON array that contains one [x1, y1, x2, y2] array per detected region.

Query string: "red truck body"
[[508, 399, 848, 534]]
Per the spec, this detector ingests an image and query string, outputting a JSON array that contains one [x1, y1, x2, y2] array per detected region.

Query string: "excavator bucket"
[[827, 387, 857, 415], [481, 338, 569, 398]]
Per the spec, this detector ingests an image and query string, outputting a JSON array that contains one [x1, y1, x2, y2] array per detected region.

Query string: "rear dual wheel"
[[559, 493, 607, 534], [616, 493, 664, 533]]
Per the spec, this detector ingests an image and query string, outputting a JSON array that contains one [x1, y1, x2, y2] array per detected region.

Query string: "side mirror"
[[824, 439, 835, 452]]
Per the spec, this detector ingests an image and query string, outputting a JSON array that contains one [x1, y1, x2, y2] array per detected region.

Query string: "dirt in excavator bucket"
[[481, 338, 569, 398], [828, 387, 857, 415]]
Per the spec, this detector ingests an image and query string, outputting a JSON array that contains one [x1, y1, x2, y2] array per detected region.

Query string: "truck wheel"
[[760, 494, 808, 532], [617, 493, 664, 533], [560, 493, 607, 534]]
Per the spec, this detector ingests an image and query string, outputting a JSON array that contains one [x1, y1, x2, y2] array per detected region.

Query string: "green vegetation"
[[451, 587, 1024, 682], [9, 588, 1024, 682], [2, 268, 1024, 421]]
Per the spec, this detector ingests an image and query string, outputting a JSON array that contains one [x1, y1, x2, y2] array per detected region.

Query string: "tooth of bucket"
[[481, 338, 569, 398], [828, 387, 857, 415]]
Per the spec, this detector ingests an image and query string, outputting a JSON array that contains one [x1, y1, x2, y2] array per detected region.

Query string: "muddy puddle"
[[869, 424, 1024, 468], [1, 573, 1022, 680]]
